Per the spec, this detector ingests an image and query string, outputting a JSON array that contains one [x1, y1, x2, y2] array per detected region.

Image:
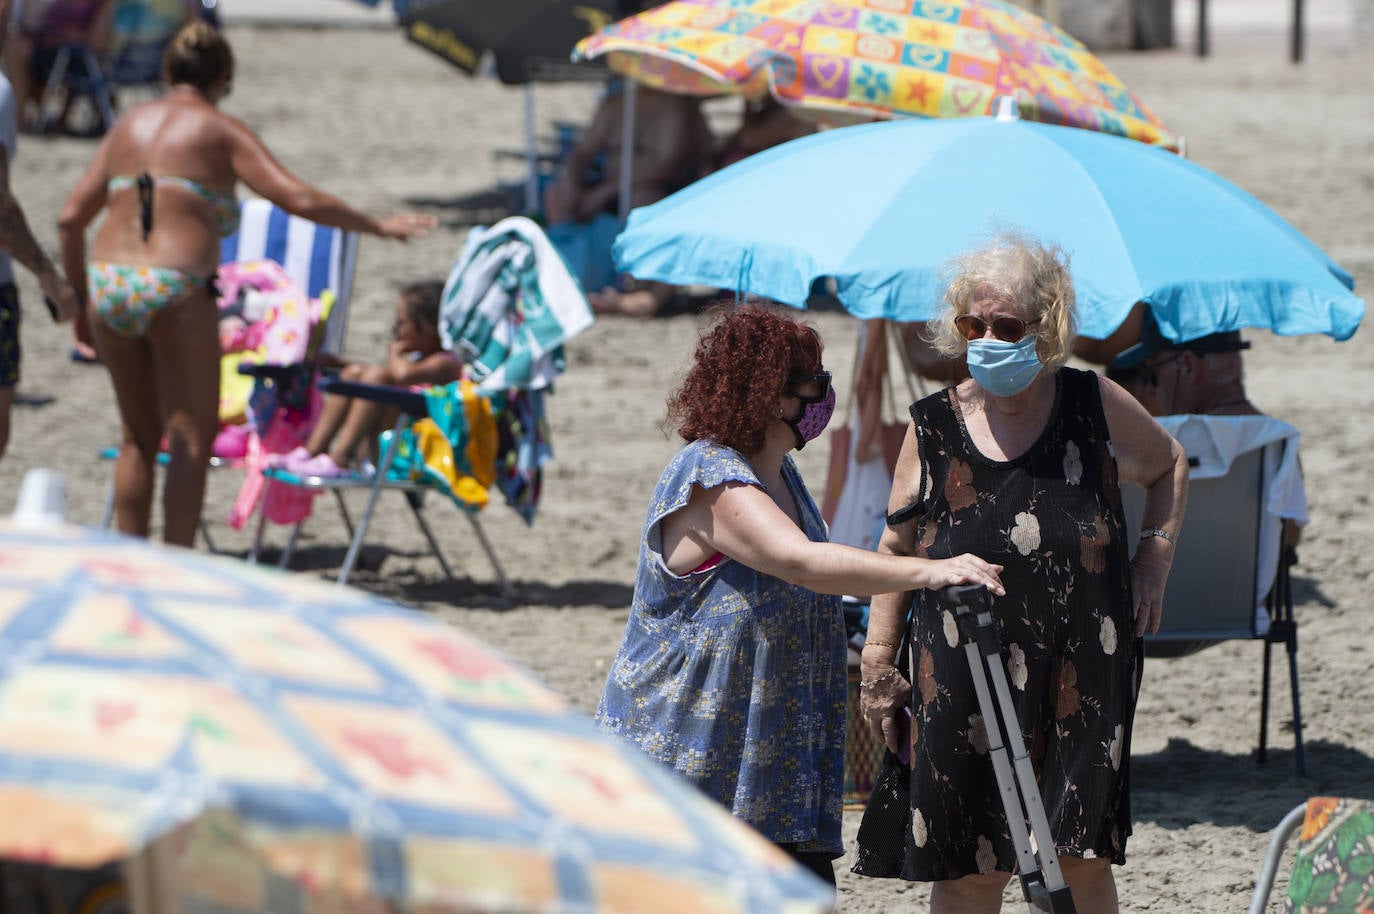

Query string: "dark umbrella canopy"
[[401, 0, 637, 83]]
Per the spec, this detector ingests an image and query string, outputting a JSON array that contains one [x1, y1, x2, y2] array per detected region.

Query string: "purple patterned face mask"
[[783, 373, 836, 450]]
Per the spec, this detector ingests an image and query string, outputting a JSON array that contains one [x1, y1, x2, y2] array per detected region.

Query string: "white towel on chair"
[[1158, 413, 1307, 632]]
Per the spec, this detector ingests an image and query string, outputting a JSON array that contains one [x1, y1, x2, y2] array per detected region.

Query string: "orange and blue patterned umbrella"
[[0, 521, 831, 914], [575, 0, 1181, 150]]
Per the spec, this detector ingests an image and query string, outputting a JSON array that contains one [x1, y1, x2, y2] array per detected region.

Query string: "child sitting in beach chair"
[[274, 279, 463, 478]]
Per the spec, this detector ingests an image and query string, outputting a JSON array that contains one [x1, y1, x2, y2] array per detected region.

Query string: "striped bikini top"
[[108, 173, 241, 239]]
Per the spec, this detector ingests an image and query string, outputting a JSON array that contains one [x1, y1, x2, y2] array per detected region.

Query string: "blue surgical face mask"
[[966, 335, 1042, 397]]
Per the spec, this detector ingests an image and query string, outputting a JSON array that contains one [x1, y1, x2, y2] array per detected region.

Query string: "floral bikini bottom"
[[86, 261, 211, 338]]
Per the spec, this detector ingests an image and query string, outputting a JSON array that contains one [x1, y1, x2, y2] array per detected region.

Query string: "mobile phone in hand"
[[44, 296, 60, 321]]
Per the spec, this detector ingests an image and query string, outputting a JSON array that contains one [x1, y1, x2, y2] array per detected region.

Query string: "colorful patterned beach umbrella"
[[0, 521, 832, 914], [574, 0, 1181, 149]]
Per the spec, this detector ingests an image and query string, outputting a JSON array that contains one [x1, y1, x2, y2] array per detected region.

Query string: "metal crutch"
[[938, 584, 1077, 914]]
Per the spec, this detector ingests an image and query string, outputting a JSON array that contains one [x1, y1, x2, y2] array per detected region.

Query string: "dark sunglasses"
[[954, 314, 1041, 343], [1140, 351, 1183, 387], [787, 370, 832, 402]]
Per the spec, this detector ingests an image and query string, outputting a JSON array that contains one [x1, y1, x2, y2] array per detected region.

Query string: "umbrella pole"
[[523, 84, 539, 216], [1292, 0, 1305, 63], [617, 78, 637, 227], [123, 831, 184, 914]]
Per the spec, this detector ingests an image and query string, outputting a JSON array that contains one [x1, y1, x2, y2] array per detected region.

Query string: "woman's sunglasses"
[[787, 370, 832, 402], [954, 314, 1041, 343]]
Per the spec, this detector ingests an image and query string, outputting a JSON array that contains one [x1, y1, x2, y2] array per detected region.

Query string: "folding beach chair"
[[30, 1, 217, 134], [222, 198, 359, 353], [31, 43, 115, 134], [250, 216, 593, 596], [1121, 413, 1308, 774], [1249, 797, 1374, 914], [97, 198, 360, 545], [106, 0, 214, 91], [251, 378, 515, 598]]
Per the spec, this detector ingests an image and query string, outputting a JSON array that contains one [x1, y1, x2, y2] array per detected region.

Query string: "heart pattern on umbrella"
[[576, 0, 1182, 149]]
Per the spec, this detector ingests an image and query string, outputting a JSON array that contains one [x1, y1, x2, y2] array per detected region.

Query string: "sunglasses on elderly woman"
[[787, 370, 832, 401], [954, 314, 1041, 343]]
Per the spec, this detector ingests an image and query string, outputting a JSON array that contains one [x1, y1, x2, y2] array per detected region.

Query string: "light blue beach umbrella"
[[613, 104, 1363, 343]]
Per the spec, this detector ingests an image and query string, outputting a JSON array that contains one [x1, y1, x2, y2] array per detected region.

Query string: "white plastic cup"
[[12, 468, 67, 527]]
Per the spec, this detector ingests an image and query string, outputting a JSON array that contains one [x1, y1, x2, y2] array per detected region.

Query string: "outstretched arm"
[[384, 343, 462, 387], [225, 117, 435, 240], [673, 473, 1002, 599]]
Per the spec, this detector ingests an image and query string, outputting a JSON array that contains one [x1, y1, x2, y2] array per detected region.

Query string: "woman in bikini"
[[57, 21, 436, 547]]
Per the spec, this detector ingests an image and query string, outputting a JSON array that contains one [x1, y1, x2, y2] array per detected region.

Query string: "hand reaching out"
[[925, 553, 1005, 596], [376, 213, 437, 241], [38, 270, 80, 324]]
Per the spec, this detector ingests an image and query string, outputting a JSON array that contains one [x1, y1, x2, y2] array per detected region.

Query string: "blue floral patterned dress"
[[596, 439, 848, 856]]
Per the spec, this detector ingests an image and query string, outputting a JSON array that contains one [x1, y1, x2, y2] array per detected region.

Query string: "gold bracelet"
[[863, 638, 898, 650], [1139, 527, 1177, 546]]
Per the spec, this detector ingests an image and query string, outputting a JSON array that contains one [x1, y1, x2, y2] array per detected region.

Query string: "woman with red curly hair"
[[596, 304, 1004, 892]]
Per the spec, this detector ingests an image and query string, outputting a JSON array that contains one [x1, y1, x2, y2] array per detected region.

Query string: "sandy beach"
[[3, 7, 1373, 911]]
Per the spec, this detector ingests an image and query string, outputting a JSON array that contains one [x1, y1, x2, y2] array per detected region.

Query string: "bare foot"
[[70, 342, 101, 364]]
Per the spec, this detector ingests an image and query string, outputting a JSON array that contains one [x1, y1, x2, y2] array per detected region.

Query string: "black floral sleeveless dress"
[[855, 367, 1140, 882]]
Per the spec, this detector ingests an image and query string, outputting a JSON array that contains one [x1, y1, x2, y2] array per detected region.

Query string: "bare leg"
[[0, 387, 13, 461], [588, 279, 676, 317], [305, 362, 366, 455], [92, 308, 160, 538], [1060, 856, 1117, 914], [326, 363, 396, 467], [71, 308, 100, 362], [147, 287, 220, 547], [930, 871, 1012, 914], [542, 175, 578, 225], [4, 35, 35, 132]]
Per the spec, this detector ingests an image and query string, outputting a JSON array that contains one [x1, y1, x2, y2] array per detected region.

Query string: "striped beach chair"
[[222, 197, 359, 355], [97, 199, 360, 548]]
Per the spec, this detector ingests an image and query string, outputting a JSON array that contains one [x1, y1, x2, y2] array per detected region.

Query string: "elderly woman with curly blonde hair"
[[852, 231, 1188, 913]]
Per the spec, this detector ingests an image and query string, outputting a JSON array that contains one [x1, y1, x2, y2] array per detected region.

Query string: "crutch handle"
[[939, 584, 1001, 656]]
